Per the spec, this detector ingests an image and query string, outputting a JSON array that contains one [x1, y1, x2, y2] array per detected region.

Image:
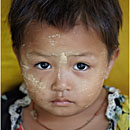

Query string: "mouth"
[[51, 99, 75, 106]]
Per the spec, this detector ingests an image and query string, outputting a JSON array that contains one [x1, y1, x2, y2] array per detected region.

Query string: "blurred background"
[[1, 0, 129, 95]]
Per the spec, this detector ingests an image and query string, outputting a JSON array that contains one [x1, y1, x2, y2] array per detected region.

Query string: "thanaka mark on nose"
[[58, 52, 67, 80]]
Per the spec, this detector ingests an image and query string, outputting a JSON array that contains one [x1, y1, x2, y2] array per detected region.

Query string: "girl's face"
[[17, 23, 116, 116]]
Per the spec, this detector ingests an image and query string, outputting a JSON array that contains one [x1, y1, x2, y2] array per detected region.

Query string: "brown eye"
[[35, 62, 52, 70], [73, 63, 89, 71]]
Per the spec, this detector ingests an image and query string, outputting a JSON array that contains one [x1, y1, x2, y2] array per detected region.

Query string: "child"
[[2, 0, 129, 130]]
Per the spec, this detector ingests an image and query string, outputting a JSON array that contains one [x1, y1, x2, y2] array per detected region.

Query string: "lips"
[[51, 99, 74, 106]]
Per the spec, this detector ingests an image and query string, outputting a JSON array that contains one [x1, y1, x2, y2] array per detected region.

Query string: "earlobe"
[[104, 48, 120, 79]]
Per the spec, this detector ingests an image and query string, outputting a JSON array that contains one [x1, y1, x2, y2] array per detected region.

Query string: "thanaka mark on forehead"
[[48, 34, 61, 38], [59, 52, 67, 64], [48, 33, 61, 46]]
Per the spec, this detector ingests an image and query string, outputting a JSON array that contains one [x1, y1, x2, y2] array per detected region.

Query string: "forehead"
[[24, 22, 100, 41], [22, 23, 107, 57]]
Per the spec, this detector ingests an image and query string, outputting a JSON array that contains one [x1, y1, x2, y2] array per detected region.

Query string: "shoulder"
[[2, 83, 27, 111], [116, 95, 129, 130], [1, 83, 26, 130], [104, 86, 129, 130]]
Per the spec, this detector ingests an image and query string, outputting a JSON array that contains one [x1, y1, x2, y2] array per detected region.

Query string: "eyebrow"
[[28, 52, 57, 57], [69, 52, 97, 57], [27, 51, 97, 58]]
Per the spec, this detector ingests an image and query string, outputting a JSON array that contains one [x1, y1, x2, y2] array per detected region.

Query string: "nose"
[[51, 69, 71, 91]]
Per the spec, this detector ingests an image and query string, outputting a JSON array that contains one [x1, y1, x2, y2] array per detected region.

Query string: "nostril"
[[51, 84, 71, 91], [66, 86, 71, 91]]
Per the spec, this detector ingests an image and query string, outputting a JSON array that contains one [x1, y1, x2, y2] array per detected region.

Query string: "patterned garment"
[[2, 83, 129, 130]]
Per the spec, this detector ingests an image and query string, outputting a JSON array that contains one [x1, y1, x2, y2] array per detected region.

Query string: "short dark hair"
[[8, 0, 122, 58]]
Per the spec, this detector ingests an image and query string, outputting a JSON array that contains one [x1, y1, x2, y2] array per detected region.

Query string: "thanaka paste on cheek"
[[21, 64, 30, 70], [78, 80, 96, 98], [77, 77, 103, 108], [79, 80, 90, 93], [20, 57, 30, 71], [22, 71, 47, 91]]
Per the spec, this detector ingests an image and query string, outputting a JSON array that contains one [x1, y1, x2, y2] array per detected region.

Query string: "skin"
[[58, 52, 68, 80], [14, 23, 119, 129], [48, 33, 61, 46]]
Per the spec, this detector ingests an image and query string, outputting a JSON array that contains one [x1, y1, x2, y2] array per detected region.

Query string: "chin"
[[50, 112, 77, 117], [47, 108, 82, 117]]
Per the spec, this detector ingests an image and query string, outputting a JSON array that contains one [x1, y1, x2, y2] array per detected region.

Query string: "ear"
[[104, 48, 120, 79]]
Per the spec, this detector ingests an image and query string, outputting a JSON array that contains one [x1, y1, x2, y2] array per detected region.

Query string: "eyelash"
[[35, 62, 89, 71], [73, 63, 89, 71], [35, 62, 52, 70]]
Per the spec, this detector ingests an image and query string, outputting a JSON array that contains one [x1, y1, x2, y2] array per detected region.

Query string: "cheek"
[[73, 68, 106, 90], [21, 64, 49, 96], [22, 72, 53, 103], [75, 79, 102, 97], [72, 70, 106, 105], [73, 79, 103, 108], [22, 72, 47, 90], [20, 61, 48, 88]]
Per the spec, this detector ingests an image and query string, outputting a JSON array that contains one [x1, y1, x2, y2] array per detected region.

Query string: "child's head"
[[9, 0, 122, 59], [8, 0, 122, 116]]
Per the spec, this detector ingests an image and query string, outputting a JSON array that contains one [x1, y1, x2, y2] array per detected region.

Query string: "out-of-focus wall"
[[104, 0, 129, 95], [1, 0, 129, 95]]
